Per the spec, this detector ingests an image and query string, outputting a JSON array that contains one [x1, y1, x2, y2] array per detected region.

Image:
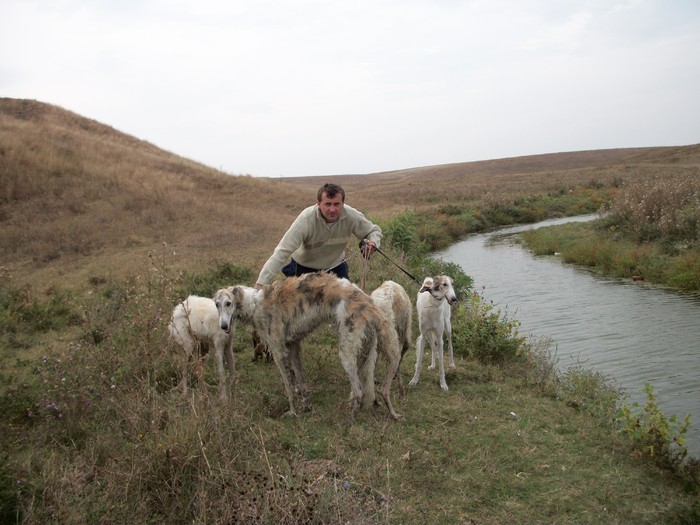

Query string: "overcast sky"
[[2, 1, 699, 178]]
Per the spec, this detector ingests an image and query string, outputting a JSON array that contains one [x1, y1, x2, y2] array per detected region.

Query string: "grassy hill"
[[1, 98, 699, 523], [3, 97, 698, 290]]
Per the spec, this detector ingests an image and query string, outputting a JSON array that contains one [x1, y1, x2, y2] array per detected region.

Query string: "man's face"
[[317, 191, 344, 223]]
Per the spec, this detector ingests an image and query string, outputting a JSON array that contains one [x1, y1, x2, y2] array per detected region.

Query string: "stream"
[[436, 215, 700, 458]]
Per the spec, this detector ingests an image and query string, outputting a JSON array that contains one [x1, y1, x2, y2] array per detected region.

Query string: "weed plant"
[[602, 177, 700, 245], [451, 292, 524, 363], [617, 384, 696, 481]]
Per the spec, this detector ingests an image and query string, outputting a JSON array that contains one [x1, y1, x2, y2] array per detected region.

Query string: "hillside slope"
[[0, 98, 305, 287], [283, 145, 700, 215], [1, 98, 698, 288]]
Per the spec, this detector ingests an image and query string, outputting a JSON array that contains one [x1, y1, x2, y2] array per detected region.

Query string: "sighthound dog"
[[214, 272, 402, 420], [168, 295, 236, 399], [370, 280, 413, 394], [409, 275, 458, 391]]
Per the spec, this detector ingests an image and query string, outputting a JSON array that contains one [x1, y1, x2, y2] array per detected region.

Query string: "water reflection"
[[437, 215, 700, 458]]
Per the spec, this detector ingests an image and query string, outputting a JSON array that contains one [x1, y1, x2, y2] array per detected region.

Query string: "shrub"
[[0, 282, 79, 335], [415, 258, 473, 296], [178, 260, 254, 298], [616, 384, 692, 474], [451, 291, 525, 363], [559, 364, 621, 422], [382, 211, 419, 255]]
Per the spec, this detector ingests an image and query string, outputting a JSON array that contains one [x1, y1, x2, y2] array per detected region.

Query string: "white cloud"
[[2, 0, 699, 176]]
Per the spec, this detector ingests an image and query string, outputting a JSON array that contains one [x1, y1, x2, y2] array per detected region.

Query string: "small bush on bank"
[[414, 258, 473, 296], [617, 384, 695, 478], [451, 292, 525, 364], [559, 364, 622, 422], [382, 211, 423, 255]]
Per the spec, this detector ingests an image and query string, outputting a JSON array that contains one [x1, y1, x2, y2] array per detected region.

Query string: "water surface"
[[437, 216, 700, 458]]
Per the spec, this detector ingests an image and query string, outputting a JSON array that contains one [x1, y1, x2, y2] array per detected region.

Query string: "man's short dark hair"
[[317, 183, 345, 202]]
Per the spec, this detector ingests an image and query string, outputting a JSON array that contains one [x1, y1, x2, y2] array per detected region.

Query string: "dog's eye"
[[225, 301, 232, 307]]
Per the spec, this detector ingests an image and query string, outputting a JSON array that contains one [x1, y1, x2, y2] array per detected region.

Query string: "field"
[[1, 98, 699, 523]]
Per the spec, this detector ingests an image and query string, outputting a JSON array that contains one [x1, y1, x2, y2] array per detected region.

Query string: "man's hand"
[[361, 240, 377, 259]]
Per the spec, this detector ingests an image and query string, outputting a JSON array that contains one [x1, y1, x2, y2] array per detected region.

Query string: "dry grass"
[[0, 99, 305, 288], [603, 176, 700, 242], [2, 98, 699, 291]]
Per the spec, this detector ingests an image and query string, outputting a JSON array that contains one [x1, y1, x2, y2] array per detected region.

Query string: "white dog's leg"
[[214, 342, 229, 400], [437, 338, 448, 391], [378, 345, 402, 420], [288, 341, 312, 412], [409, 335, 425, 387], [396, 335, 411, 395], [224, 338, 236, 383], [445, 316, 455, 369], [270, 344, 298, 417], [428, 332, 437, 370], [338, 341, 365, 418], [179, 337, 195, 394], [359, 340, 377, 409]]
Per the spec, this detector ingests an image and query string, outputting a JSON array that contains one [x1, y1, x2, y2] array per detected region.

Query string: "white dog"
[[409, 275, 458, 391], [214, 272, 402, 420], [370, 280, 413, 393], [168, 295, 236, 399]]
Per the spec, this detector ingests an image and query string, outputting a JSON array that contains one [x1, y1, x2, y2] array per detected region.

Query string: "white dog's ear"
[[419, 285, 431, 293]]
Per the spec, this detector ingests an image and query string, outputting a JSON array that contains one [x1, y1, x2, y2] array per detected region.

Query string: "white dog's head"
[[213, 286, 238, 334], [419, 275, 458, 304]]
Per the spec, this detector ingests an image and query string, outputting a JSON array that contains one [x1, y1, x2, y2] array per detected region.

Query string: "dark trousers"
[[281, 258, 349, 280]]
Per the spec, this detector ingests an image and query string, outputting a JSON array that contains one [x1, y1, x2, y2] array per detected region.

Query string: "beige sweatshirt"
[[256, 204, 382, 286]]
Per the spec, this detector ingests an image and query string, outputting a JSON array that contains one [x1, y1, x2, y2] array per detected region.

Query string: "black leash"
[[372, 245, 423, 287]]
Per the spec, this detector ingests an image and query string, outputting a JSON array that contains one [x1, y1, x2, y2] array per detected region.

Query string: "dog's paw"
[[440, 383, 449, 391]]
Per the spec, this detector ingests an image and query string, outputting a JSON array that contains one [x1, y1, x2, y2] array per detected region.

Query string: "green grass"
[[519, 177, 700, 291], [1, 260, 699, 524], [382, 188, 615, 256], [520, 221, 700, 291]]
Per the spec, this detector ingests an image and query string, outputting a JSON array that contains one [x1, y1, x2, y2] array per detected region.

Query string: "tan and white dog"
[[214, 272, 402, 420], [370, 280, 413, 394], [409, 275, 458, 391]]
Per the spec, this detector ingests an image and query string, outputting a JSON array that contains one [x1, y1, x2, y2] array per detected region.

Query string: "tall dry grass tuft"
[[603, 177, 700, 244]]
